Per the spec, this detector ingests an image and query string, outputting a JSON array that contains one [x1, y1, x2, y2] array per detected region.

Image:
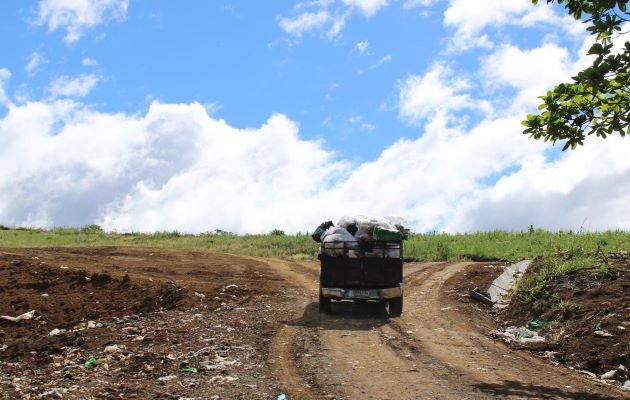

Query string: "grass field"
[[1, 225, 629, 262]]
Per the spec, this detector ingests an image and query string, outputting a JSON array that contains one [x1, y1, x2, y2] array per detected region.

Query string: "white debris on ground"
[[0, 310, 36, 322], [487, 260, 532, 308], [491, 326, 545, 346]]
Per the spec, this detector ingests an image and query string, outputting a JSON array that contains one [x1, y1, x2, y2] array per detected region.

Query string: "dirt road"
[[0, 248, 627, 399]]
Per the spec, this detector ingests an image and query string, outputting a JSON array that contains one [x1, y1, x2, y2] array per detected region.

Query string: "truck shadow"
[[283, 301, 391, 331]]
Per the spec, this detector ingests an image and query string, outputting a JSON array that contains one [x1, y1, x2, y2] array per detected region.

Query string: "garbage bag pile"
[[312, 216, 410, 258]]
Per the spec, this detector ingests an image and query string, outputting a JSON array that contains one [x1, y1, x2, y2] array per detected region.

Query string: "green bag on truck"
[[373, 226, 408, 241]]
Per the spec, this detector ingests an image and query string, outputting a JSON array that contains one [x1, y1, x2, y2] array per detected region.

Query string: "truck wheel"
[[389, 297, 403, 316], [319, 291, 332, 314]]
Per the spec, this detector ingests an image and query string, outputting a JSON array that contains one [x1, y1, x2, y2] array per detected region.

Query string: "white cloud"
[[368, 54, 392, 70], [35, 0, 129, 43], [480, 43, 574, 112], [355, 40, 369, 55], [0, 99, 351, 233], [1, 62, 630, 233], [398, 63, 491, 125], [48, 74, 100, 98], [278, 10, 331, 38], [341, 0, 388, 17], [447, 138, 630, 232], [443, 0, 585, 51], [26, 52, 47, 76], [278, 0, 386, 40], [82, 57, 98, 67]]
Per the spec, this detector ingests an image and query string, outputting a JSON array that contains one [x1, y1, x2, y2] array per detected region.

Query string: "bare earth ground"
[[0, 247, 627, 399]]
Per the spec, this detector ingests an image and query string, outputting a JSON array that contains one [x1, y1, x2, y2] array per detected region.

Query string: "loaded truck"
[[317, 239, 404, 316]]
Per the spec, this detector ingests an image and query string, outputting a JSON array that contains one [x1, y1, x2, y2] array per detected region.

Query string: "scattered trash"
[[494, 326, 545, 345], [49, 328, 63, 336], [624, 380, 630, 390], [158, 375, 177, 382], [470, 287, 493, 306], [601, 369, 617, 379], [578, 370, 597, 378], [594, 330, 614, 337], [194, 292, 206, 299], [277, 394, 287, 400], [205, 364, 219, 371], [0, 310, 36, 322], [527, 320, 548, 331], [84, 357, 97, 368], [180, 367, 197, 373], [0, 344, 7, 351], [224, 284, 239, 290], [104, 344, 124, 353], [209, 375, 238, 384]]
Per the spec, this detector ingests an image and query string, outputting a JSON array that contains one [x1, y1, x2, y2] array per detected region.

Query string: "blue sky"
[[0, 0, 629, 233]]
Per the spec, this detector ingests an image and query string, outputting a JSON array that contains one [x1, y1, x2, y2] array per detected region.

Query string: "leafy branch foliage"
[[523, 0, 629, 150]]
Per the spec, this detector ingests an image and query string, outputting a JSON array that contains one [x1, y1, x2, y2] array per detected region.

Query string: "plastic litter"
[[496, 326, 545, 344], [601, 369, 616, 379], [49, 328, 62, 336], [277, 395, 287, 400], [624, 380, 630, 390], [104, 344, 124, 353], [181, 367, 197, 373], [594, 330, 614, 337], [84, 357, 97, 368], [1, 310, 36, 322], [527, 320, 548, 331]]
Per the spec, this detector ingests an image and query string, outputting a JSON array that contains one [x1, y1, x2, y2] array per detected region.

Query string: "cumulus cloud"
[[447, 137, 630, 232], [443, 0, 585, 51], [48, 74, 101, 98], [35, 0, 129, 43], [0, 98, 351, 232], [480, 43, 575, 112], [26, 52, 47, 76], [398, 63, 491, 125]]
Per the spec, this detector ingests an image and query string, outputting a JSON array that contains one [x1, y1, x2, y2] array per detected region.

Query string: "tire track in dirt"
[[257, 258, 325, 400]]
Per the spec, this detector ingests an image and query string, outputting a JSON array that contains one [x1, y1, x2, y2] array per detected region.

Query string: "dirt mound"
[[0, 253, 187, 360], [504, 252, 630, 380], [447, 256, 630, 387]]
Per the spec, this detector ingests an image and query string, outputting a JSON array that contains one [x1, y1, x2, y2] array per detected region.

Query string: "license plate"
[[352, 290, 373, 298]]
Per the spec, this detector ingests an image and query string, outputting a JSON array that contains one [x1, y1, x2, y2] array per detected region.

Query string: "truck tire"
[[319, 291, 332, 314], [389, 297, 402, 316]]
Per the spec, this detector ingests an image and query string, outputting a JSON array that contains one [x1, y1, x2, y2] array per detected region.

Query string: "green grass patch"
[[0, 225, 629, 262]]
